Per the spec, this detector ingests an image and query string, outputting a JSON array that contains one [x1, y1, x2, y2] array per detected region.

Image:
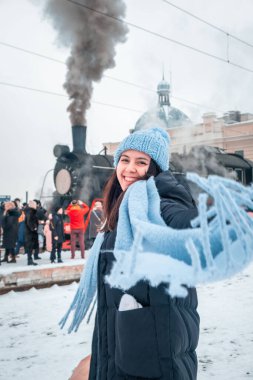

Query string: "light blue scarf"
[[60, 173, 253, 332]]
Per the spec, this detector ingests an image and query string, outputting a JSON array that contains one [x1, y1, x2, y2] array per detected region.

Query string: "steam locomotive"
[[53, 125, 253, 208], [53, 125, 114, 208]]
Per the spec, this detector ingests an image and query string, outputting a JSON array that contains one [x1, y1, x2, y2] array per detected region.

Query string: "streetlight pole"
[[39, 168, 54, 202]]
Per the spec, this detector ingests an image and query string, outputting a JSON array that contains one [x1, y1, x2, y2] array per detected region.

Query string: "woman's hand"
[[69, 355, 91, 380]]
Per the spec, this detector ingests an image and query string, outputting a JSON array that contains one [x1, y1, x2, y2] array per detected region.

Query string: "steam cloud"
[[171, 146, 236, 178], [43, 0, 128, 124], [171, 146, 237, 201]]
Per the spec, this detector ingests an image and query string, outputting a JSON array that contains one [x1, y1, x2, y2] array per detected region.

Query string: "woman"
[[44, 215, 52, 253], [88, 201, 104, 247], [25, 200, 39, 266], [68, 127, 200, 380], [50, 207, 64, 263], [1, 201, 20, 263]]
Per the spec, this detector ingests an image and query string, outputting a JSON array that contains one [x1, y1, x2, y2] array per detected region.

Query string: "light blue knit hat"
[[114, 127, 170, 171]]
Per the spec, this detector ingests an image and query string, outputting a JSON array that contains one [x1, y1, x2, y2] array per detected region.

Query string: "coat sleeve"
[[51, 215, 58, 238], [65, 204, 72, 214], [80, 202, 89, 216], [160, 198, 198, 229], [25, 213, 37, 232], [155, 171, 198, 229], [2, 215, 12, 230]]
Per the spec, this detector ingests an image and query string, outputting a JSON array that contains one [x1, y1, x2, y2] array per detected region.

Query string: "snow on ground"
[[0, 263, 253, 380], [0, 281, 93, 380], [0, 250, 86, 275]]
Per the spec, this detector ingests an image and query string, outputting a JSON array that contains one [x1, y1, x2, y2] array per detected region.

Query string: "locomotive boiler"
[[53, 125, 114, 207]]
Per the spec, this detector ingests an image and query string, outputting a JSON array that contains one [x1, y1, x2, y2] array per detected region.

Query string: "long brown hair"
[[101, 159, 161, 231]]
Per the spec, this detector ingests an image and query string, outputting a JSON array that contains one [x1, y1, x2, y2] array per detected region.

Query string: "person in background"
[[25, 200, 39, 266], [44, 215, 52, 253], [88, 201, 104, 247], [0, 201, 5, 248], [50, 207, 64, 263], [1, 201, 20, 263], [66, 200, 89, 259], [15, 205, 26, 256], [33, 199, 47, 259], [14, 198, 21, 209]]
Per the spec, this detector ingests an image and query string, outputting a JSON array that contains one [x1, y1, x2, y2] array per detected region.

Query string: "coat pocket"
[[115, 307, 161, 379]]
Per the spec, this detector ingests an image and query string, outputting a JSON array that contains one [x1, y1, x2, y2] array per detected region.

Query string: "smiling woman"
[[64, 126, 201, 380], [62, 124, 253, 380]]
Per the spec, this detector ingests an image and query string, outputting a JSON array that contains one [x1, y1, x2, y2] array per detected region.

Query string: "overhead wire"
[[0, 41, 225, 113], [65, 0, 253, 74], [0, 81, 143, 113], [162, 0, 253, 49]]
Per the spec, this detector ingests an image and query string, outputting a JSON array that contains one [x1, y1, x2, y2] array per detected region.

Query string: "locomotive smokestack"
[[72, 125, 87, 154]]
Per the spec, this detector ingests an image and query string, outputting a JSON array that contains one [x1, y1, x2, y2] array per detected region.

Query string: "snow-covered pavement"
[[0, 250, 85, 275], [0, 264, 253, 380]]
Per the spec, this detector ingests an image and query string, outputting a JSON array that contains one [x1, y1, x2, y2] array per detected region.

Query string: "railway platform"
[[0, 250, 86, 294]]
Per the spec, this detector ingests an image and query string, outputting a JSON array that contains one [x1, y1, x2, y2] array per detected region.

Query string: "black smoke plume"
[[43, 0, 128, 124]]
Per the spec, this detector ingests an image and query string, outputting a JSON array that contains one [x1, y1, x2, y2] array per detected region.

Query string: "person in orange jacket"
[[66, 200, 89, 259]]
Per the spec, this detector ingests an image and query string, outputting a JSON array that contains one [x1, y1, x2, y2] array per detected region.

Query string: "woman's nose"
[[125, 161, 136, 172]]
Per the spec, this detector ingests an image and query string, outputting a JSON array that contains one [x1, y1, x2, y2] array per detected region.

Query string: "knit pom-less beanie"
[[114, 127, 170, 171]]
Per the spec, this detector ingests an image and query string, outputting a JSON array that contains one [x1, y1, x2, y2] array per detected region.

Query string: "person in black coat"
[[33, 199, 47, 259], [69, 127, 200, 380], [1, 202, 20, 263], [25, 200, 39, 266], [15, 204, 27, 256], [50, 207, 64, 263], [0, 201, 5, 249]]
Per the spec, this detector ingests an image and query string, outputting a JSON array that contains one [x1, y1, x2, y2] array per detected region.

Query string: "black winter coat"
[[0, 205, 4, 229], [36, 206, 47, 222], [2, 208, 20, 249], [51, 214, 65, 243], [89, 171, 199, 380], [25, 208, 39, 250]]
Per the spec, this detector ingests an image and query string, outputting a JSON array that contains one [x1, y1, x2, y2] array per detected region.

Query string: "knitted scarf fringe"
[[59, 233, 104, 333]]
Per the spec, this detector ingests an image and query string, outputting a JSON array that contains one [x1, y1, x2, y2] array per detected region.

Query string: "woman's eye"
[[137, 161, 147, 165]]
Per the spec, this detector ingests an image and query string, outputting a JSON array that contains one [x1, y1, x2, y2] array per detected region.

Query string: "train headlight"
[[55, 169, 72, 195]]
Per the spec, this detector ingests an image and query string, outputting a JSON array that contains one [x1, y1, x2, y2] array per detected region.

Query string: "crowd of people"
[[0, 197, 104, 266]]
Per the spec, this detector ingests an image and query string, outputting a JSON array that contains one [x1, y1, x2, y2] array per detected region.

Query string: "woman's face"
[[116, 149, 151, 191]]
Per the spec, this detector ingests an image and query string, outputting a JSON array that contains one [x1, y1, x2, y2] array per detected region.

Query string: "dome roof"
[[134, 78, 191, 131], [134, 105, 191, 131], [157, 79, 170, 93]]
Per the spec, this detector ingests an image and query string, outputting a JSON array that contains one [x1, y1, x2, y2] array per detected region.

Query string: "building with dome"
[[133, 78, 191, 132], [103, 77, 192, 155], [103, 78, 253, 163]]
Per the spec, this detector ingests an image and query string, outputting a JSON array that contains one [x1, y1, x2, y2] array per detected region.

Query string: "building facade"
[[103, 78, 253, 161], [170, 111, 253, 160]]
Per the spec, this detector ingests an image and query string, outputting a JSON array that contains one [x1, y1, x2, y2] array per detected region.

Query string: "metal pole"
[[39, 169, 54, 202]]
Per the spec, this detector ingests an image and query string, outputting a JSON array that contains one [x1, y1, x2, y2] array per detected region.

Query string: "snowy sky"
[[0, 0, 253, 201]]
